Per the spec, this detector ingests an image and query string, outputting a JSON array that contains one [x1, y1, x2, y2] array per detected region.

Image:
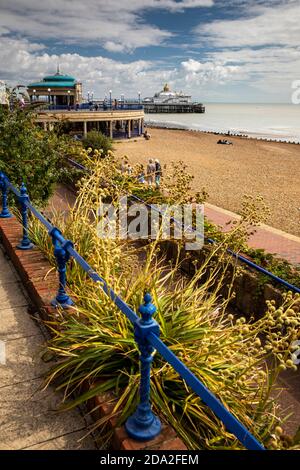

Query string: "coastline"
[[145, 120, 300, 144], [114, 127, 300, 237]]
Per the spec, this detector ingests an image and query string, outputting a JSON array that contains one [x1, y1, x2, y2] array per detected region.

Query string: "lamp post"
[[47, 88, 51, 105], [91, 91, 94, 102], [138, 91, 141, 105], [33, 89, 36, 102], [109, 89, 112, 109], [87, 90, 90, 102], [67, 90, 71, 108], [121, 94, 124, 109]]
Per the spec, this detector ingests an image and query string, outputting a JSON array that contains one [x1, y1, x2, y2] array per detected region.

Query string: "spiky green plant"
[[27, 160, 299, 450]]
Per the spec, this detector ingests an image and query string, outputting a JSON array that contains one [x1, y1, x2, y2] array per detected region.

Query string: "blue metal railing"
[[0, 170, 265, 450], [41, 103, 144, 112], [67, 158, 300, 295]]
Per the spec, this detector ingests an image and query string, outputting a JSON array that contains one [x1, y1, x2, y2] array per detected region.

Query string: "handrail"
[[0, 170, 265, 450], [67, 157, 300, 295], [38, 104, 144, 112]]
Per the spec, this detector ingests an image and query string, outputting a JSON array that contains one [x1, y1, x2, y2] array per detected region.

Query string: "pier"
[[143, 103, 205, 113]]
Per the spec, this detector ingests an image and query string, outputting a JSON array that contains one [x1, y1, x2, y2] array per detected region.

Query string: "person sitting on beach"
[[217, 139, 233, 145], [144, 130, 151, 140], [154, 159, 162, 188], [147, 159, 156, 186]]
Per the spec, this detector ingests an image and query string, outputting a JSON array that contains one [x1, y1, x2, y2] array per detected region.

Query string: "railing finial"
[[125, 292, 161, 441], [0, 172, 12, 219], [17, 182, 34, 250], [139, 292, 156, 323], [50, 227, 74, 309]]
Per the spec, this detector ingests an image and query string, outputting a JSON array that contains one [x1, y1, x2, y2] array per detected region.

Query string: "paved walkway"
[[205, 203, 300, 265], [0, 245, 96, 450], [47, 187, 300, 266]]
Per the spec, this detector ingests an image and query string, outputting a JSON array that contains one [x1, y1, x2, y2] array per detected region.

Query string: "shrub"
[[82, 130, 113, 156], [0, 108, 66, 206]]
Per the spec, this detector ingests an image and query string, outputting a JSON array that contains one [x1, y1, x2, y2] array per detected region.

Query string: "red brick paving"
[[205, 203, 300, 265]]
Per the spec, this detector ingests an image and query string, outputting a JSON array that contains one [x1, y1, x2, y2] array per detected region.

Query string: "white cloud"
[[1, 33, 296, 103], [1, 0, 299, 102], [181, 58, 241, 84], [203, 45, 300, 98], [0, 35, 168, 98], [189, 1, 300, 101], [194, 1, 300, 47], [104, 42, 129, 53], [0, 0, 213, 52], [0, 33, 239, 100]]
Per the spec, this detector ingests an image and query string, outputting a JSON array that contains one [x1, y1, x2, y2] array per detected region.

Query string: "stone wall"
[[158, 239, 283, 318]]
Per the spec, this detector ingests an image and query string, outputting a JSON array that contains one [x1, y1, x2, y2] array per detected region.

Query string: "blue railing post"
[[125, 293, 161, 441], [0, 172, 12, 218], [17, 182, 34, 250], [50, 227, 74, 308]]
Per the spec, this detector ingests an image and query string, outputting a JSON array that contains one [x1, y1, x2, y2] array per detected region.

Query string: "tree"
[[0, 108, 65, 206]]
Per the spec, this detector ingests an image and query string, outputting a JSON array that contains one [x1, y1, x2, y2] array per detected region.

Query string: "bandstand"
[[26, 68, 145, 139]]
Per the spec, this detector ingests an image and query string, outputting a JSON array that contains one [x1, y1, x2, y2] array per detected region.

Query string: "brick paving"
[[0, 245, 96, 450], [205, 203, 300, 266]]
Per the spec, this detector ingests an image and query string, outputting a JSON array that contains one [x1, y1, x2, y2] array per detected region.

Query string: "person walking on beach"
[[155, 159, 162, 188], [120, 157, 128, 174], [137, 165, 146, 184], [147, 158, 156, 186]]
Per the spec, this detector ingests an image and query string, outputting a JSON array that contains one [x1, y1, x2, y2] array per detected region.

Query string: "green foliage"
[[28, 163, 300, 450], [82, 130, 113, 156], [0, 108, 67, 206], [131, 186, 166, 204], [245, 247, 300, 289], [62, 148, 299, 291]]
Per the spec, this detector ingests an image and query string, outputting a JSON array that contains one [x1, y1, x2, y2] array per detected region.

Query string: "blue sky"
[[0, 0, 299, 102]]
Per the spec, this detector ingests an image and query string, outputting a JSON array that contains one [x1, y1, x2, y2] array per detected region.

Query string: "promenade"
[[48, 185, 300, 266], [0, 246, 96, 450], [205, 203, 300, 266]]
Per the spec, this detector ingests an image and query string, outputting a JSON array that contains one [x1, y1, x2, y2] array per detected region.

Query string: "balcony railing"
[[30, 102, 144, 112]]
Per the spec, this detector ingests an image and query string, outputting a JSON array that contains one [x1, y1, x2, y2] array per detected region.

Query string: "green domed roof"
[[27, 70, 77, 89], [43, 73, 76, 82]]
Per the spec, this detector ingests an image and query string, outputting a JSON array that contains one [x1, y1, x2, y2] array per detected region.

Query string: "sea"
[[145, 103, 300, 143]]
